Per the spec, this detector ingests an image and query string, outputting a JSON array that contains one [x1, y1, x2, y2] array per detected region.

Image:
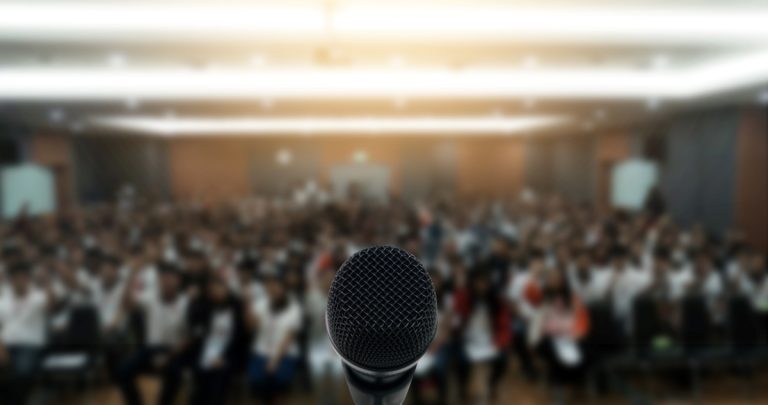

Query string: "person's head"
[[747, 252, 766, 279], [653, 247, 671, 271], [609, 245, 628, 270], [284, 266, 304, 293], [693, 250, 713, 275], [264, 274, 288, 307], [542, 267, 572, 306], [206, 274, 229, 305], [428, 267, 444, 295], [185, 250, 208, 274], [576, 249, 592, 271], [469, 268, 491, 297], [158, 262, 182, 298], [99, 255, 121, 286], [317, 268, 335, 294], [8, 262, 32, 294]]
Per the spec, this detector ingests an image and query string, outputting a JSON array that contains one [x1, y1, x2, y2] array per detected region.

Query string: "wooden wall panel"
[[735, 108, 768, 253], [165, 137, 527, 202]]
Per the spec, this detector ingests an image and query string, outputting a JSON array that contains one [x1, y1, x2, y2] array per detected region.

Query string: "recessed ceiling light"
[[594, 108, 607, 119], [3, 4, 768, 45], [389, 54, 406, 69], [275, 148, 292, 165], [69, 121, 84, 133], [651, 53, 669, 70], [757, 89, 768, 105], [107, 52, 127, 68], [89, 115, 570, 136], [125, 97, 140, 110], [250, 54, 266, 67], [352, 150, 368, 163], [48, 108, 65, 123], [522, 55, 539, 69]]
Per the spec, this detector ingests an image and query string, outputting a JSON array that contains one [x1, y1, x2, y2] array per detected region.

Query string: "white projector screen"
[[1, 164, 56, 219], [611, 158, 659, 211]]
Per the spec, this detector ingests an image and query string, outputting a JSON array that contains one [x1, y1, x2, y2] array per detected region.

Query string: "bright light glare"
[[0, 3, 767, 44], [89, 116, 570, 136], [2, 48, 768, 101]]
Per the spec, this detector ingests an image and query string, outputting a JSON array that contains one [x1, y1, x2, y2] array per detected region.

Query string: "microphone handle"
[[343, 364, 416, 405]]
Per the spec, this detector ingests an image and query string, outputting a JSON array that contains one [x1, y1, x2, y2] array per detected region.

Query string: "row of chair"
[[583, 294, 768, 402]]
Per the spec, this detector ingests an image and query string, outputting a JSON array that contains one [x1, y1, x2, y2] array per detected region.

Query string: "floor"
[[47, 366, 768, 405]]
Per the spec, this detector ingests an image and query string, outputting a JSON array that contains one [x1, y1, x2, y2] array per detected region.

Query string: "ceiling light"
[[758, 89, 768, 105], [523, 98, 537, 109], [276, 149, 292, 165], [125, 97, 140, 110], [352, 150, 368, 163], [594, 108, 607, 119], [646, 98, 661, 111], [651, 53, 669, 70], [250, 54, 267, 67], [3, 4, 766, 45], [1, 50, 766, 101], [107, 52, 127, 68], [89, 115, 570, 136], [48, 108, 65, 123], [260, 98, 274, 110], [522, 55, 539, 69]]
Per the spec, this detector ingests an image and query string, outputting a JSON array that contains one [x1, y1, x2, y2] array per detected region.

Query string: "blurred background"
[[0, 1, 767, 404]]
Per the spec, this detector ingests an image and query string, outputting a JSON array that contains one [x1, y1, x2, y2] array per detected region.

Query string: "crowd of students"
[[0, 188, 766, 404]]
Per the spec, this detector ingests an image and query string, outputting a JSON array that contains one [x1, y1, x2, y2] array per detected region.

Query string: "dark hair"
[[541, 268, 573, 308], [8, 261, 31, 277], [466, 267, 502, 315]]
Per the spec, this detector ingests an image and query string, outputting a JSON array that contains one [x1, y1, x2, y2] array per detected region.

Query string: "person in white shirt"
[[117, 263, 191, 405], [567, 250, 613, 305], [90, 255, 128, 381], [608, 246, 652, 331], [688, 252, 725, 324], [0, 262, 52, 404], [245, 272, 302, 404]]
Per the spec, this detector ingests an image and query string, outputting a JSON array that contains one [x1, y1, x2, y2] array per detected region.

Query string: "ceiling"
[[0, 0, 766, 137]]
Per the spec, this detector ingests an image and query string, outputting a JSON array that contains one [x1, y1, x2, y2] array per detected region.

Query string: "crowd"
[[0, 186, 766, 405]]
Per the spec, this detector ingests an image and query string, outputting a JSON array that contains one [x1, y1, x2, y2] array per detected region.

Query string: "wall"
[[524, 135, 599, 203], [73, 136, 169, 204], [166, 137, 527, 202], [660, 109, 739, 233], [29, 133, 75, 210], [735, 107, 768, 253]]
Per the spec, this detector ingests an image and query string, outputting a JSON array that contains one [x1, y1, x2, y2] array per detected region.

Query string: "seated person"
[[245, 272, 303, 404], [0, 262, 52, 404], [528, 268, 590, 392], [189, 274, 245, 405], [117, 262, 191, 405]]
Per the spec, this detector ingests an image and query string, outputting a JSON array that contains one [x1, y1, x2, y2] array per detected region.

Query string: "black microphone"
[[326, 246, 438, 405]]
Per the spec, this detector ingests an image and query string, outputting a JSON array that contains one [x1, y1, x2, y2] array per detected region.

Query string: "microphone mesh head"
[[327, 246, 437, 372]]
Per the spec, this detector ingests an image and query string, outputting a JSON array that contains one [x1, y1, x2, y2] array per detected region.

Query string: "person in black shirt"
[[188, 273, 245, 405]]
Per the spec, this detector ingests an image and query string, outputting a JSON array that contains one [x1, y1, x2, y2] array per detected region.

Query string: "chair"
[[679, 295, 727, 399], [588, 300, 654, 405], [40, 305, 102, 404], [726, 295, 766, 396]]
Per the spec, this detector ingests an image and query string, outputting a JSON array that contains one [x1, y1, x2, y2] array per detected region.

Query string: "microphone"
[[326, 246, 438, 405]]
